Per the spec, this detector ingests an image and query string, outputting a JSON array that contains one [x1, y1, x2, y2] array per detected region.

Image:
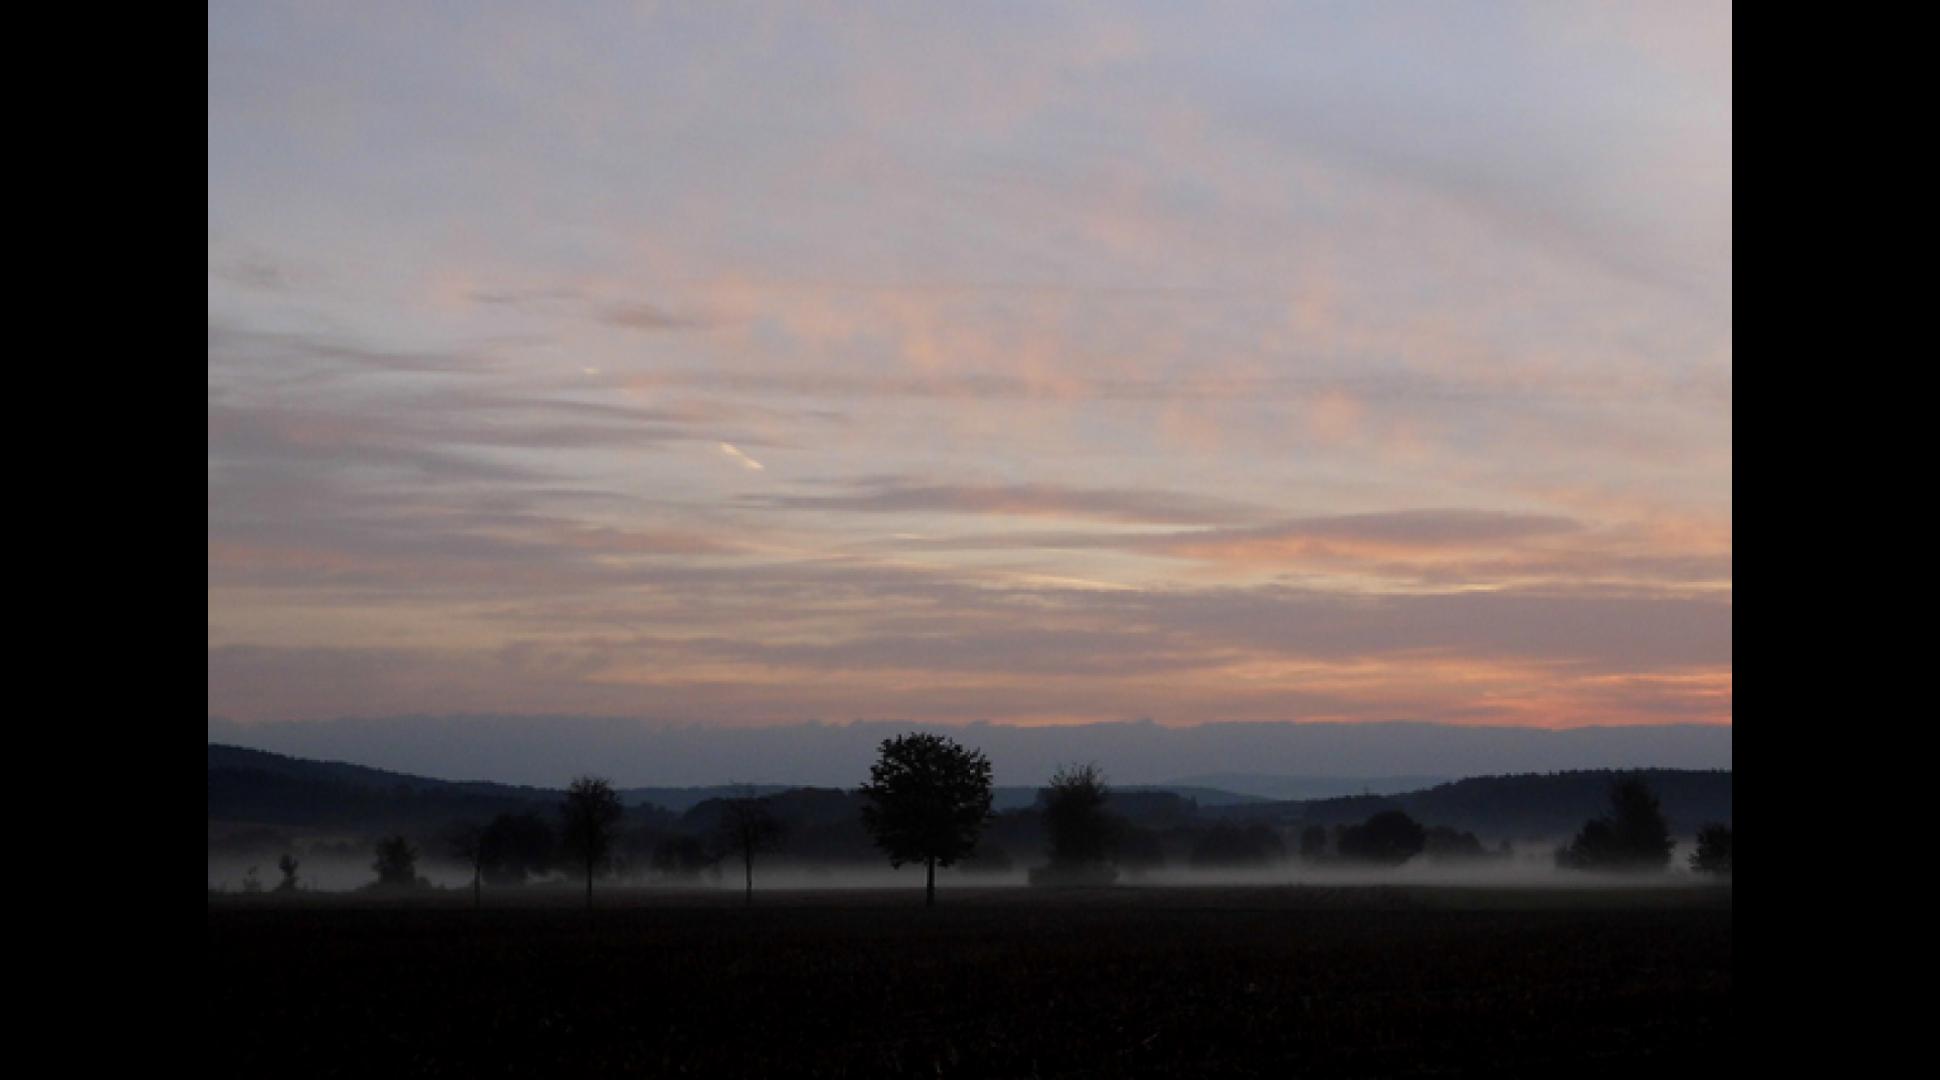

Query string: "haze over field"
[[209, 3, 1730, 736], [207, 739, 1731, 893]]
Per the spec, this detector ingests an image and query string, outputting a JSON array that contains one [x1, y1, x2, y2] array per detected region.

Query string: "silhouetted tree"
[[481, 811, 556, 885], [857, 732, 995, 907], [1337, 810, 1427, 865], [1555, 819, 1616, 869], [1607, 778, 1675, 864], [559, 776, 625, 909], [1558, 777, 1675, 871], [717, 792, 785, 905], [1033, 762, 1119, 886], [372, 834, 421, 888], [274, 853, 300, 893], [445, 821, 487, 907], [1691, 823, 1732, 876]]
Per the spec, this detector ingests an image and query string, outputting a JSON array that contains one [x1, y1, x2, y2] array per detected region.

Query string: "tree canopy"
[[1040, 763, 1116, 867], [1690, 823, 1732, 876], [1335, 810, 1427, 865], [1557, 777, 1675, 871], [857, 732, 994, 906], [370, 834, 422, 889], [1031, 762, 1120, 887]]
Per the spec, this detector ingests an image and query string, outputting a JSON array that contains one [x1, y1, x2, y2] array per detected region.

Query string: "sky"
[[208, 2, 1731, 739]]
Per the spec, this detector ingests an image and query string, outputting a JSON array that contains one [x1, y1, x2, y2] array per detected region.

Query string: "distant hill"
[[208, 744, 1731, 850], [616, 784, 793, 812], [208, 743, 560, 801], [207, 744, 1268, 829], [208, 744, 658, 834], [1209, 769, 1733, 838], [987, 784, 1267, 812], [1162, 774, 1453, 802]]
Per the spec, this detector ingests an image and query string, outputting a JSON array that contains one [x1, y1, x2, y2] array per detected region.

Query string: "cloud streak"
[[739, 479, 1266, 526], [718, 442, 765, 471]]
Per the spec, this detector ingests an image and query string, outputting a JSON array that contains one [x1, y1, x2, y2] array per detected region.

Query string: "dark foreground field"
[[208, 885, 1730, 1078]]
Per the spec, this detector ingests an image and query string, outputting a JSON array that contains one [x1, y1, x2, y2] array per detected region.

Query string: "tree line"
[[253, 733, 1732, 904]]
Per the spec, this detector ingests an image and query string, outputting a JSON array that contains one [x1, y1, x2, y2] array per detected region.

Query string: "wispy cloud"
[[739, 479, 1265, 526], [206, 3, 1730, 732], [718, 442, 764, 471]]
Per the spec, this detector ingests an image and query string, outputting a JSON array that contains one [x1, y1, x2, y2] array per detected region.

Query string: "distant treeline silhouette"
[[211, 738, 1732, 900]]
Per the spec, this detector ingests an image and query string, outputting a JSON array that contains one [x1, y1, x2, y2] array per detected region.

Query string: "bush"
[[370, 835, 427, 889], [1690, 823, 1732, 876], [1336, 811, 1426, 865]]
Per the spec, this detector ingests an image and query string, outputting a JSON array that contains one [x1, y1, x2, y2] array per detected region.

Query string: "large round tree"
[[857, 732, 995, 907]]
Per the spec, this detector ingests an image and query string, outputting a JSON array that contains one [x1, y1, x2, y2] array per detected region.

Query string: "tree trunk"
[[473, 866, 481, 909], [926, 857, 935, 908], [744, 852, 754, 906], [585, 861, 594, 910]]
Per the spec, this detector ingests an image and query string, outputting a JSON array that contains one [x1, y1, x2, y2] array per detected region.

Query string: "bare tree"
[[716, 790, 785, 905], [445, 821, 488, 908], [559, 776, 625, 909]]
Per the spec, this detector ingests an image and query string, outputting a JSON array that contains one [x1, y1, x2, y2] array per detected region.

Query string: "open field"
[[208, 885, 1731, 1077]]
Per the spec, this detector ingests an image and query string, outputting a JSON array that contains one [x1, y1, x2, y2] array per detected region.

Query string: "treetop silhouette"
[[857, 732, 994, 907], [559, 775, 625, 908]]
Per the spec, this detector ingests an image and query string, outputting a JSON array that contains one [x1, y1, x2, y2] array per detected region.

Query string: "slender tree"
[[857, 732, 995, 907], [274, 853, 301, 893], [716, 791, 785, 905], [559, 776, 625, 909], [445, 820, 488, 907]]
